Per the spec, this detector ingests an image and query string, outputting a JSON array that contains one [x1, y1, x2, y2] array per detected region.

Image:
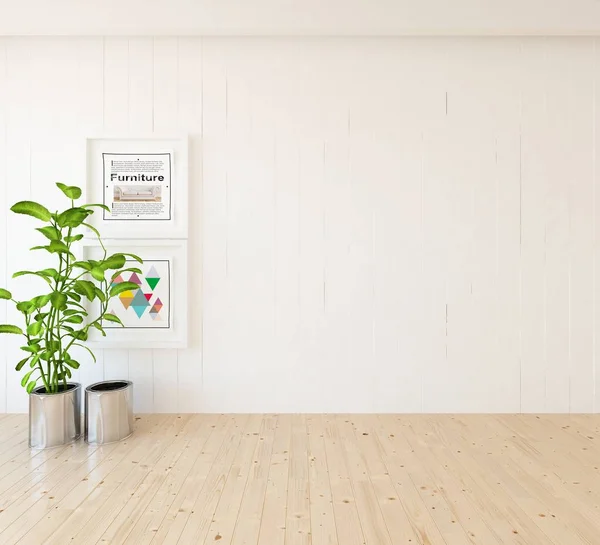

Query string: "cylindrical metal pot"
[[29, 382, 82, 449], [85, 380, 133, 445]]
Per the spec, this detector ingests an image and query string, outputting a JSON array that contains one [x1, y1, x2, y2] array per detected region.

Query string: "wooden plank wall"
[[0, 36, 598, 413]]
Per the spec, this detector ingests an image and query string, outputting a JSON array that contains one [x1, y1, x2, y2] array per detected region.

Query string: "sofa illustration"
[[114, 186, 161, 201]]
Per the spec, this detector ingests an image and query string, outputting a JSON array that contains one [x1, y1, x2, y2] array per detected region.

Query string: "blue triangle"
[[131, 305, 147, 318]]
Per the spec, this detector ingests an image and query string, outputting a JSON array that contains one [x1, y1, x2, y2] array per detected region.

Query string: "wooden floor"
[[0, 415, 599, 544]]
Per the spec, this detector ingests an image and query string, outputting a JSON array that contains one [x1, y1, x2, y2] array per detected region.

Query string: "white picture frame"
[[85, 135, 189, 239], [81, 239, 188, 349]]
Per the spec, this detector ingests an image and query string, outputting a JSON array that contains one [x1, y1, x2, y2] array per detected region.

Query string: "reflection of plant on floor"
[[0, 183, 142, 394]]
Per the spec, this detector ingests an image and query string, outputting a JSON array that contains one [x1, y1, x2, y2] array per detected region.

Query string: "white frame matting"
[[85, 135, 189, 239], [82, 239, 188, 349]]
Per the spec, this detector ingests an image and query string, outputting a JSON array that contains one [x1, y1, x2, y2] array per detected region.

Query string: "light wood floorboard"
[[0, 414, 598, 544]]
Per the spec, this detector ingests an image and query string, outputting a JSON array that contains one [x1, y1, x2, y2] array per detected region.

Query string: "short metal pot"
[[29, 382, 82, 449], [85, 380, 133, 445]]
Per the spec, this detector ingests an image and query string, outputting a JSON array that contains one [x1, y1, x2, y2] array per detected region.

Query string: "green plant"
[[0, 183, 142, 394]]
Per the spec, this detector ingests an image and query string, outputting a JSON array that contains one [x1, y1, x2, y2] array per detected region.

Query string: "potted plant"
[[0, 183, 141, 448]]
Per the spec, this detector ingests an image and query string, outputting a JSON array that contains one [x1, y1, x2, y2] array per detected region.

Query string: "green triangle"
[[146, 277, 160, 290]]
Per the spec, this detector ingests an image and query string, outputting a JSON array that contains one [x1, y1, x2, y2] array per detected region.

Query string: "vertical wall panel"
[[567, 40, 595, 413], [126, 38, 154, 410], [5, 38, 32, 412], [323, 138, 366, 410], [103, 350, 129, 381], [297, 138, 327, 407], [520, 39, 550, 412], [102, 37, 131, 386], [176, 37, 203, 412], [421, 123, 452, 412], [128, 38, 154, 132], [594, 38, 600, 413], [129, 350, 153, 413], [371, 132, 423, 412], [75, 37, 106, 389], [0, 39, 7, 411], [273, 140, 301, 409], [29, 38, 82, 388], [224, 133, 276, 411], [103, 37, 129, 132], [151, 37, 180, 412], [544, 40, 574, 412], [200, 38, 228, 411], [491, 41, 523, 413]]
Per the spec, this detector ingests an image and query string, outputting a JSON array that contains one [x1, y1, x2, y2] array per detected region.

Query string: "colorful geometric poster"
[[105, 260, 170, 329]]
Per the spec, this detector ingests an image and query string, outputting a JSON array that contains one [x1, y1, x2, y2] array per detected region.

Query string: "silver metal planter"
[[29, 382, 82, 449], [85, 380, 133, 445]]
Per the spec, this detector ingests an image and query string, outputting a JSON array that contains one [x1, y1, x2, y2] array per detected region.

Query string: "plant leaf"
[[81, 203, 110, 213], [26, 321, 43, 336], [73, 280, 96, 300], [29, 354, 40, 368], [56, 182, 82, 200], [64, 315, 84, 324], [15, 357, 29, 371], [0, 288, 12, 300], [16, 301, 34, 314], [94, 287, 106, 302], [120, 252, 143, 264], [71, 261, 92, 271], [21, 370, 33, 387], [31, 294, 51, 309], [35, 226, 61, 241], [92, 322, 107, 336], [50, 292, 68, 310], [57, 208, 91, 228], [111, 267, 141, 280], [0, 325, 23, 335], [64, 359, 80, 369], [109, 281, 140, 298], [66, 300, 87, 312], [64, 234, 84, 243], [10, 201, 52, 222], [48, 240, 71, 254], [26, 381, 37, 394], [66, 292, 82, 303], [90, 267, 105, 282], [69, 329, 88, 341], [40, 268, 59, 279], [63, 309, 87, 317], [12, 271, 52, 286], [102, 254, 126, 270], [102, 313, 124, 326]]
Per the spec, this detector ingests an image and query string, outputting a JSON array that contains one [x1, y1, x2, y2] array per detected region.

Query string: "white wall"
[[0, 36, 599, 413]]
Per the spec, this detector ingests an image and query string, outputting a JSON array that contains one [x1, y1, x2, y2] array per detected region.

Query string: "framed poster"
[[85, 135, 188, 239], [81, 239, 188, 349]]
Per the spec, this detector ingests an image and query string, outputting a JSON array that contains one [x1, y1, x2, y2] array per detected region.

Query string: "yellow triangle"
[[119, 290, 135, 299]]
